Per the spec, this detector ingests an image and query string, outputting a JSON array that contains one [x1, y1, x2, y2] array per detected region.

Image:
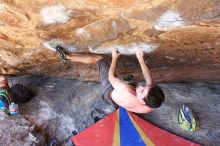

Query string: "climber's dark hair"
[[143, 85, 165, 108], [10, 84, 34, 103]]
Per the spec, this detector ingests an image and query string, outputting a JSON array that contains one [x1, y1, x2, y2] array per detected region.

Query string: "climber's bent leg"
[[66, 54, 103, 64], [96, 59, 118, 108]]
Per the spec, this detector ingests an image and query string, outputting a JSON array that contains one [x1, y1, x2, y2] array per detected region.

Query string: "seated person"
[[0, 75, 34, 116]]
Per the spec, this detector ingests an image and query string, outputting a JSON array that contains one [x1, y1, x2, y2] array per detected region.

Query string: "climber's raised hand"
[[136, 48, 152, 86], [112, 48, 120, 60], [136, 48, 144, 60]]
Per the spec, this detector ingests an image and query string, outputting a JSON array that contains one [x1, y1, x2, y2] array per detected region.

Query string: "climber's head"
[[143, 85, 165, 108], [10, 84, 34, 103]]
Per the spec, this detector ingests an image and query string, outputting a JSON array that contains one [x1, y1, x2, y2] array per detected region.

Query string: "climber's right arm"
[[109, 48, 127, 90]]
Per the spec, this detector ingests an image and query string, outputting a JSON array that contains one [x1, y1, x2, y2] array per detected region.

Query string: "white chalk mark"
[[90, 43, 159, 54], [43, 39, 77, 52], [45, 85, 54, 88], [0, 4, 6, 13], [43, 39, 63, 51], [112, 20, 117, 30], [154, 10, 185, 30], [165, 56, 175, 60], [40, 4, 72, 25], [75, 28, 91, 39]]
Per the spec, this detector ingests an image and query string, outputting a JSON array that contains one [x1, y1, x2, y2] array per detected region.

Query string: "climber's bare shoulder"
[[111, 83, 153, 114]]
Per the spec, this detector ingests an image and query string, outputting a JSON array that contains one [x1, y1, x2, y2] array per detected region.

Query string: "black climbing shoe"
[[56, 45, 70, 63]]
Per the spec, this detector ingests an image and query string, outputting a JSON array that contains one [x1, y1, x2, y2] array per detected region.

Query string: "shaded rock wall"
[[9, 75, 220, 145], [9, 75, 115, 145], [0, 0, 220, 81], [0, 114, 45, 146]]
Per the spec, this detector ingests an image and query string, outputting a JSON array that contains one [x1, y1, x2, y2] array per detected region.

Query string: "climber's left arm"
[[136, 48, 153, 86]]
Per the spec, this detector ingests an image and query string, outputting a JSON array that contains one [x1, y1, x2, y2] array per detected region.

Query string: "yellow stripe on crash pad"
[[127, 112, 155, 146], [113, 110, 120, 146]]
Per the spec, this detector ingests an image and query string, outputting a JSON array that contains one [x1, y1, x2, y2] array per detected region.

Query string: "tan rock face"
[[0, 0, 220, 81]]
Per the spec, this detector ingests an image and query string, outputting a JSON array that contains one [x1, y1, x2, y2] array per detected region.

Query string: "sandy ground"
[[6, 75, 220, 146]]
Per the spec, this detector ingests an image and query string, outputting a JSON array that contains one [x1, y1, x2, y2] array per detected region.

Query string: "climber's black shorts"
[[96, 59, 118, 108]]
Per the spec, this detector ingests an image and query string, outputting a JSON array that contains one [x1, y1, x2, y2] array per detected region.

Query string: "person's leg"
[[96, 60, 118, 107], [66, 54, 117, 107], [66, 54, 103, 64]]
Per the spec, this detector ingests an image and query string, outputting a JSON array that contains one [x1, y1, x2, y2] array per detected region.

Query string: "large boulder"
[[0, 0, 220, 81]]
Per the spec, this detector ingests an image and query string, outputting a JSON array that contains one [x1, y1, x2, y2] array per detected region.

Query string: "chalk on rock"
[[43, 39, 77, 52], [40, 4, 72, 25], [0, 4, 6, 13], [43, 39, 63, 52], [89, 42, 159, 54], [154, 10, 186, 30]]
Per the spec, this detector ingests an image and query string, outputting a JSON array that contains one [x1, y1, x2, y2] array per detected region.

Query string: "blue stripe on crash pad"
[[119, 108, 146, 146]]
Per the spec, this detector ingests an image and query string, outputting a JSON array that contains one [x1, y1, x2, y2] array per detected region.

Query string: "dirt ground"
[[6, 75, 220, 146]]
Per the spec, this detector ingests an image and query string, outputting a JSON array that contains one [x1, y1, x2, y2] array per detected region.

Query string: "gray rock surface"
[[9, 75, 115, 146], [0, 113, 45, 146], [5, 75, 220, 146], [141, 82, 220, 146]]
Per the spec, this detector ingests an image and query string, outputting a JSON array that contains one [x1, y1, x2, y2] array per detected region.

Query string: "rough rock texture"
[[9, 75, 115, 146], [142, 82, 220, 146], [8, 75, 220, 146], [0, 0, 220, 81], [0, 113, 45, 146]]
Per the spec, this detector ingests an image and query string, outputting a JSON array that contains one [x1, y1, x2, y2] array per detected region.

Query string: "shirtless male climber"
[[66, 48, 165, 113]]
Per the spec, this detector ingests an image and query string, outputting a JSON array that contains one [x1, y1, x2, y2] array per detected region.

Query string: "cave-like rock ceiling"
[[0, 0, 219, 81]]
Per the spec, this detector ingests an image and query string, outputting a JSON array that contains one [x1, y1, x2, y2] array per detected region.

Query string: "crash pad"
[[72, 108, 201, 146]]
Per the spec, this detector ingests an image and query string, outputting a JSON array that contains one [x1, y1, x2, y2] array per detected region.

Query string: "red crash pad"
[[72, 108, 201, 146]]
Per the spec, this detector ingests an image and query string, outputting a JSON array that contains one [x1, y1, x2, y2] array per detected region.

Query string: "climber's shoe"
[[56, 46, 70, 63]]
